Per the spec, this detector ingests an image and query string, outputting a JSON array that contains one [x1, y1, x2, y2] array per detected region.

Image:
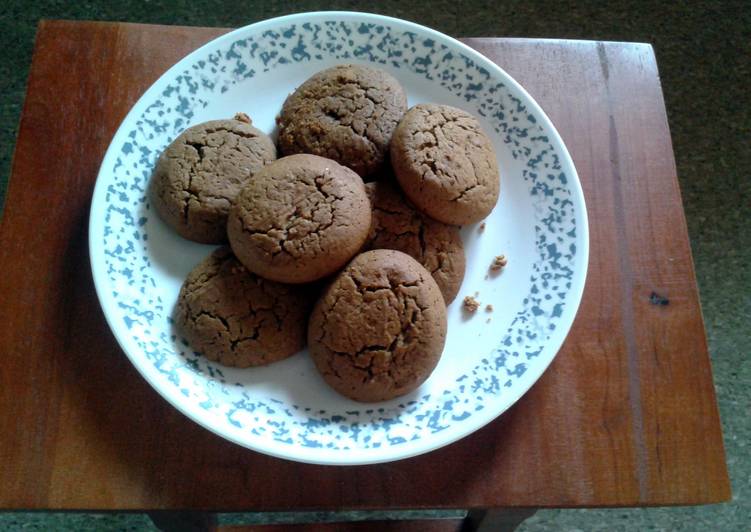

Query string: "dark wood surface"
[[0, 20, 730, 510], [145, 515, 467, 532], [219, 521, 463, 532]]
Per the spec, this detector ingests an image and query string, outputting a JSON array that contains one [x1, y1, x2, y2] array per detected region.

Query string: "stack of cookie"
[[149, 64, 500, 403]]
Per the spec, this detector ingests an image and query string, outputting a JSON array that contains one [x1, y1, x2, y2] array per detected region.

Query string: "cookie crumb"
[[463, 296, 480, 313], [233, 112, 251, 124], [479, 222, 486, 233], [490, 254, 508, 271], [485, 304, 493, 312], [649, 291, 670, 306]]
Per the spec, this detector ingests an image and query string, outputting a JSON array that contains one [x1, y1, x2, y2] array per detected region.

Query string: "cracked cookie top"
[[227, 154, 371, 284], [390, 103, 500, 225], [277, 64, 408, 178], [149, 113, 277, 244], [175, 247, 315, 368], [307, 249, 447, 402], [364, 181, 466, 304]]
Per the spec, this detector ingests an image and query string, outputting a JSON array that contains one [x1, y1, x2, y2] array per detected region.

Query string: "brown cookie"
[[175, 247, 314, 368], [390, 103, 500, 225], [227, 154, 371, 284], [308, 249, 447, 402], [149, 113, 277, 244], [364, 181, 466, 304], [277, 64, 408, 178]]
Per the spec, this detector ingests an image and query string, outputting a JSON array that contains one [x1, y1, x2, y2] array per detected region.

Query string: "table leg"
[[148, 511, 218, 532], [462, 508, 536, 532]]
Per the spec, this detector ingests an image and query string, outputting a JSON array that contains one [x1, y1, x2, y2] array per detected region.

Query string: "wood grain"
[[0, 21, 730, 510]]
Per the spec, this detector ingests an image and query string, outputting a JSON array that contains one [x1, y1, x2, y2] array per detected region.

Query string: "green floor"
[[1, 1, 748, 530]]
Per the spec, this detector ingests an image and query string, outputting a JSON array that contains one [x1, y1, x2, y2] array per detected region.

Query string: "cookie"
[[175, 247, 314, 368], [149, 113, 277, 244], [308, 249, 447, 402], [390, 103, 500, 225], [227, 154, 371, 284], [277, 64, 408, 178], [364, 181, 466, 304]]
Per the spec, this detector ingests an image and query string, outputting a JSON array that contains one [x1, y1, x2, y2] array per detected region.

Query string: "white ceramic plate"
[[89, 11, 588, 465]]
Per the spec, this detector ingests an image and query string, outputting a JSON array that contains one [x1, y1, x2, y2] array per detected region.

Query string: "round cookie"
[[175, 247, 314, 368], [390, 103, 500, 225], [364, 181, 466, 304], [277, 64, 408, 178], [227, 154, 371, 284], [308, 249, 447, 402], [149, 113, 277, 244]]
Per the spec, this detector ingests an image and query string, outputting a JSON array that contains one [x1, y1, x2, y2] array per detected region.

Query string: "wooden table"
[[0, 20, 730, 531]]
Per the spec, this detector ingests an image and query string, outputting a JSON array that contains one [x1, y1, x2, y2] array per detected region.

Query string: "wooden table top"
[[0, 20, 730, 511]]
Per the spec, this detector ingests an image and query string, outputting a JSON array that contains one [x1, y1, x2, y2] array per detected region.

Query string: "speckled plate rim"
[[89, 11, 589, 465]]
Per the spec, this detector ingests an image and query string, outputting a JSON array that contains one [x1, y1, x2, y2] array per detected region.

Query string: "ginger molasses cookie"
[[277, 64, 407, 178], [227, 154, 371, 284], [390, 103, 500, 225], [149, 113, 277, 244], [364, 181, 465, 304], [308, 249, 447, 403], [175, 247, 314, 368]]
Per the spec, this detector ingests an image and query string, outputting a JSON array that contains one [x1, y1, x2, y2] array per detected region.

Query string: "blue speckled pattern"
[[90, 12, 587, 463]]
